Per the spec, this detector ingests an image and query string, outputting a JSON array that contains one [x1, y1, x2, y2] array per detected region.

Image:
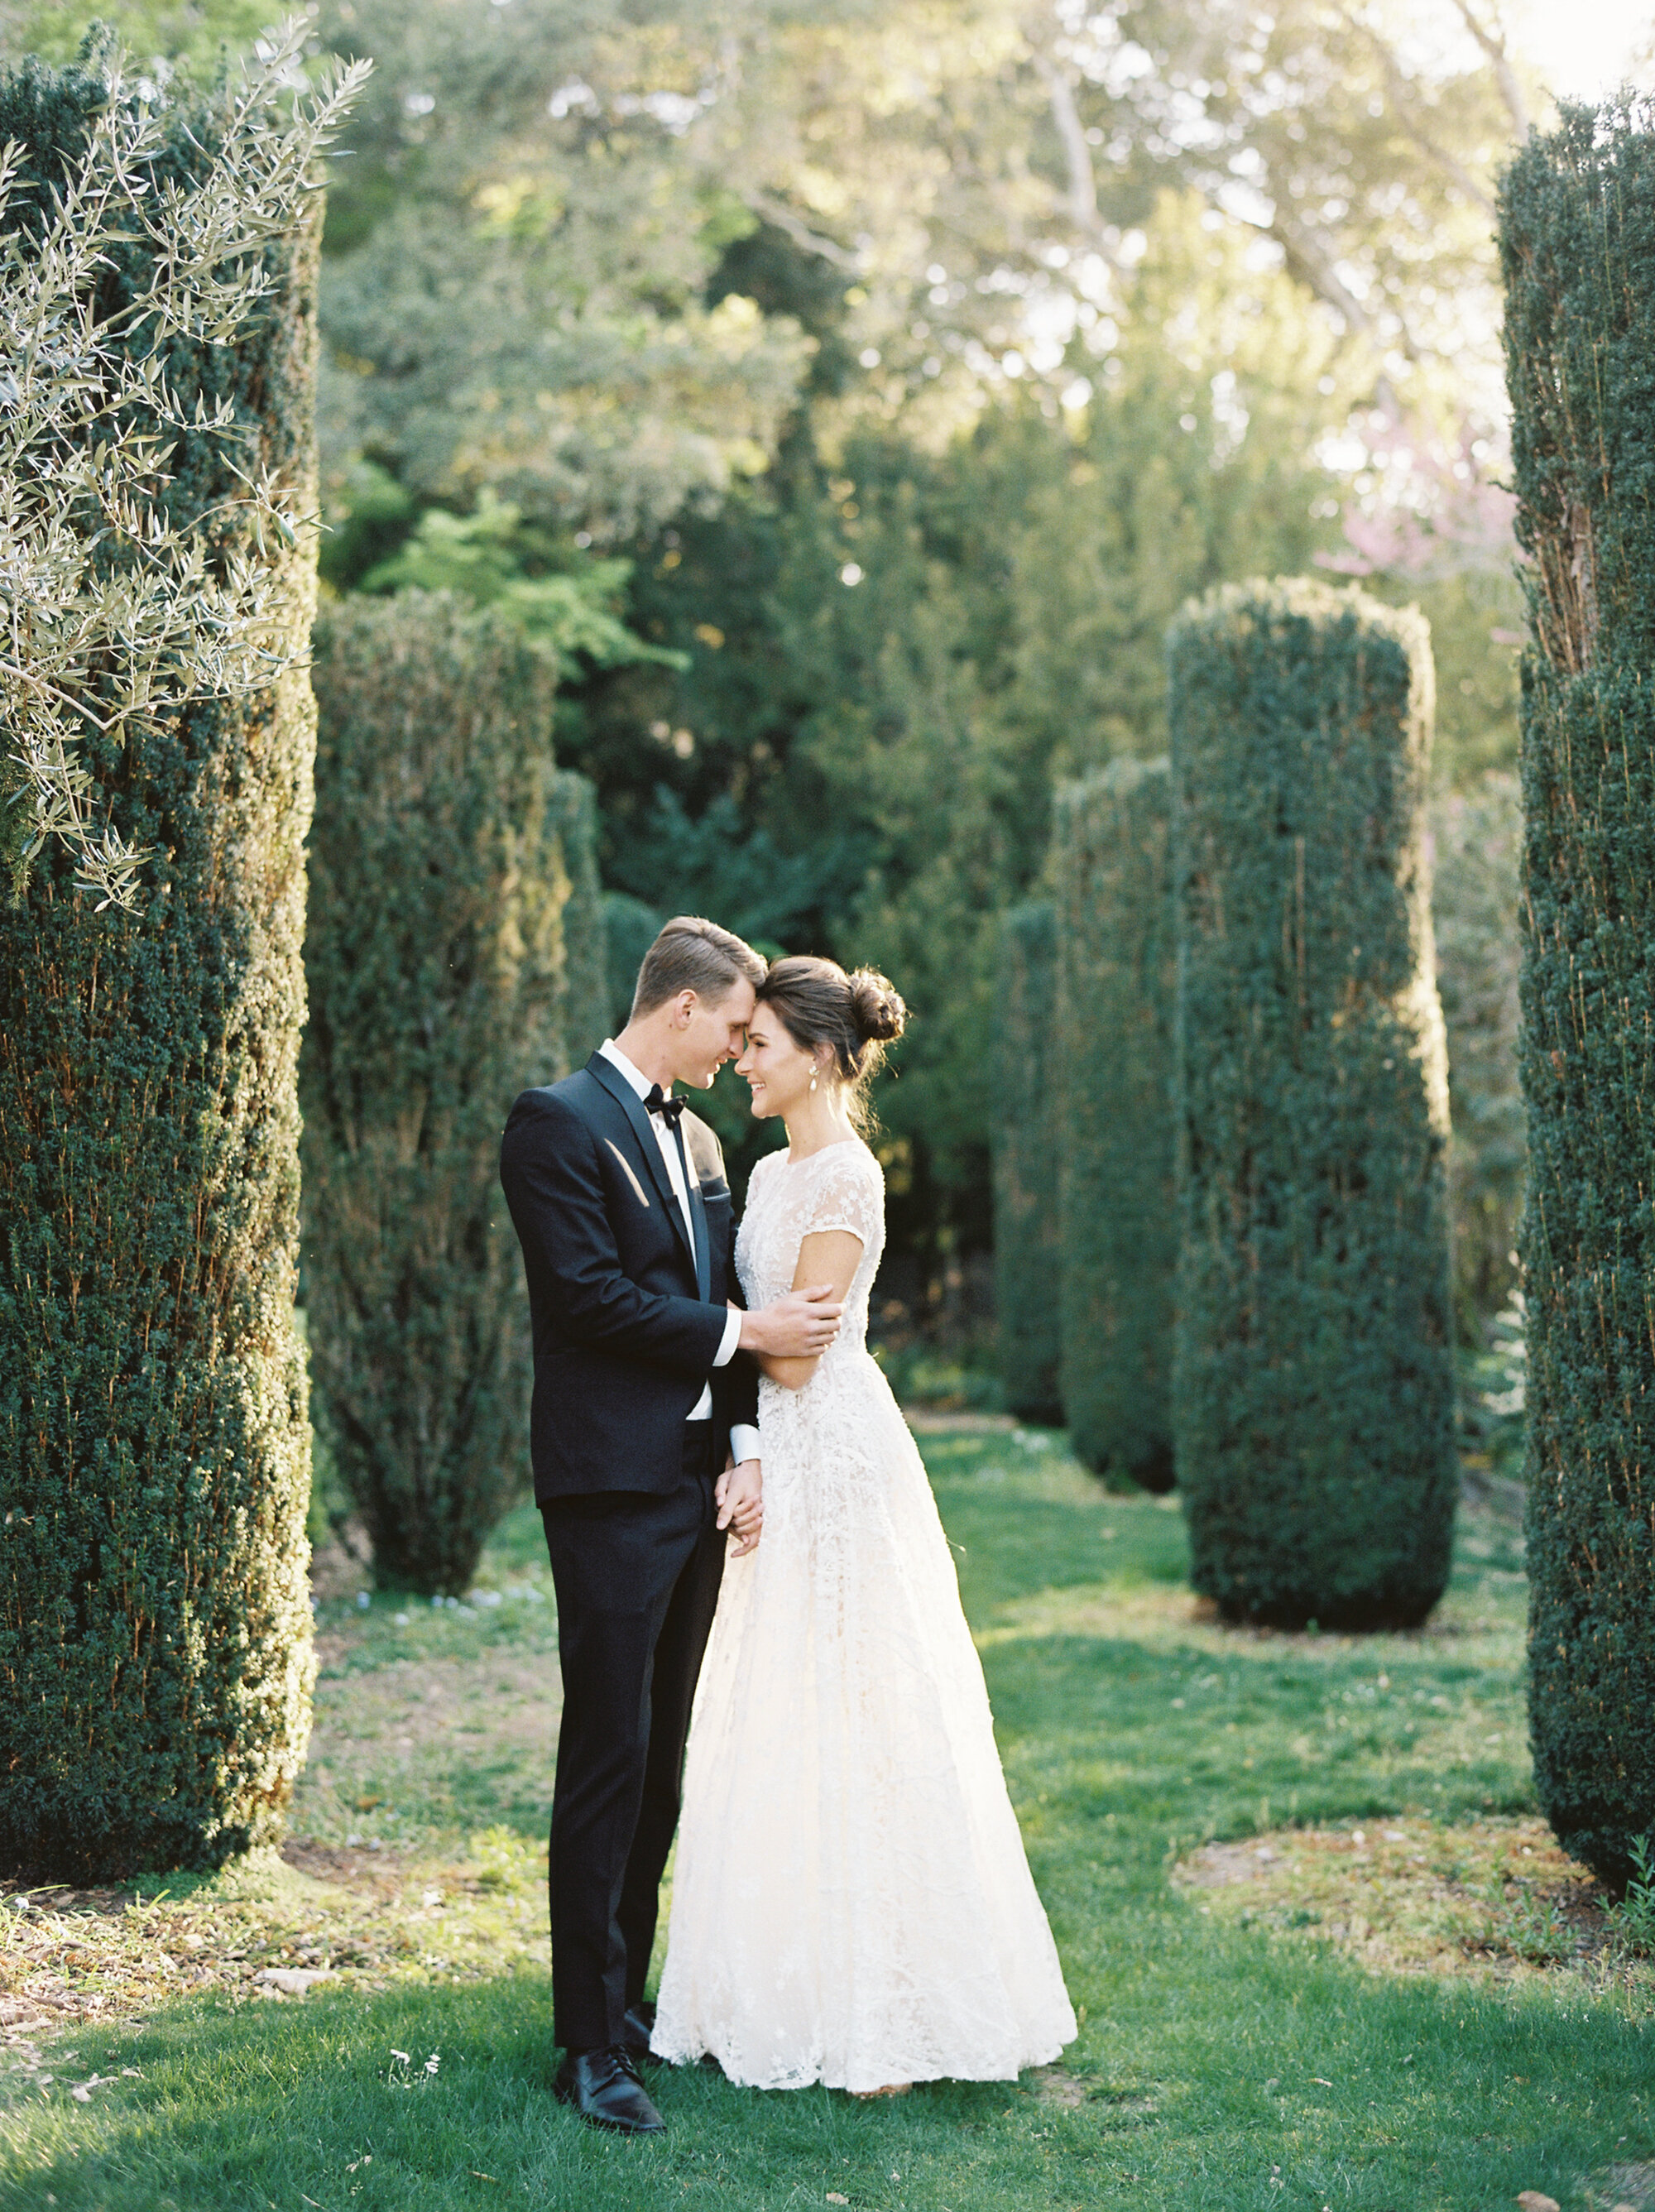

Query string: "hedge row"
[[991, 904, 1063, 1423], [1168, 580, 1456, 1629], [1053, 761, 1176, 1490], [1502, 100, 1655, 1888], [1006, 751, 1517, 1523], [302, 593, 606, 1595], [0, 60, 319, 1876], [1430, 776, 1524, 1330]]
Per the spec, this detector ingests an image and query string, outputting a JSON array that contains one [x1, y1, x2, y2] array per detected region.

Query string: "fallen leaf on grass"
[[1517, 2193, 1561, 2211], [827, 2196, 849, 2205]]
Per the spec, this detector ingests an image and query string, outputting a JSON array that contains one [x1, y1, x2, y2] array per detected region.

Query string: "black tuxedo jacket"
[[499, 1053, 759, 1500]]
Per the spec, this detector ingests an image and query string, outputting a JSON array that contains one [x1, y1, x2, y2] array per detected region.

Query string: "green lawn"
[[2, 1427, 1651, 2211]]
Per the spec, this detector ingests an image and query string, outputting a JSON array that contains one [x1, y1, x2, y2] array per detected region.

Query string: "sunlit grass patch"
[[0, 1832, 549, 2044], [1177, 1814, 1655, 1998]]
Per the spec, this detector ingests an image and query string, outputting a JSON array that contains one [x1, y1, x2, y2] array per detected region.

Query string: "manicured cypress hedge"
[[1168, 579, 1456, 1629], [303, 593, 605, 1595], [553, 774, 608, 1068], [1501, 101, 1655, 1887], [0, 65, 319, 1875], [1054, 761, 1176, 1490], [992, 903, 1063, 1423], [1431, 776, 1524, 1332]]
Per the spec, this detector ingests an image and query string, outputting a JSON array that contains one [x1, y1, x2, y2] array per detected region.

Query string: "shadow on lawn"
[[2, 1974, 1089, 2212]]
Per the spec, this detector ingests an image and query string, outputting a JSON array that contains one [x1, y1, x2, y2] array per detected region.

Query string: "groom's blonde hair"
[[631, 915, 766, 1019]]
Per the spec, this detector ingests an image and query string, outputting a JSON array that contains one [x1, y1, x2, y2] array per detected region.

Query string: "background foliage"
[[0, 0, 1558, 1418], [4, 0, 1537, 1308], [1503, 98, 1655, 1889], [0, 52, 320, 1877], [1169, 580, 1456, 1630], [303, 595, 605, 1595]]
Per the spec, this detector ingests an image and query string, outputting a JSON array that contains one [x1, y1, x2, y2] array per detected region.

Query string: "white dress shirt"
[[599, 1039, 760, 1466]]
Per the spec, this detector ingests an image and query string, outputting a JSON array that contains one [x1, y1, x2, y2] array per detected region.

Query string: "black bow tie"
[[645, 1084, 687, 1130]]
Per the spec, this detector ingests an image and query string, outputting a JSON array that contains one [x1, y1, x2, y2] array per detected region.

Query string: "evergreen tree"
[[1055, 761, 1176, 1490], [992, 903, 1063, 1424], [303, 595, 606, 1595], [0, 53, 329, 1876], [1501, 98, 1655, 1886], [1168, 579, 1456, 1628]]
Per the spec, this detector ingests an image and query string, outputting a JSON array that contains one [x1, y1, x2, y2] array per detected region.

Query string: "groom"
[[500, 914, 842, 2136]]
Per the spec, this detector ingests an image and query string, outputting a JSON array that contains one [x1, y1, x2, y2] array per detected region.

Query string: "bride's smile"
[[735, 1010, 818, 1123], [737, 1005, 861, 1160]]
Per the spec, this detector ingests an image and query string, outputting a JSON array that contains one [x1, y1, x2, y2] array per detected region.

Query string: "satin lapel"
[[684, 1173, 712, 1303], [584, 1053, 698, 1274]]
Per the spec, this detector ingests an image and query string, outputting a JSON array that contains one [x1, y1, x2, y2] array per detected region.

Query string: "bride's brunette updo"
[[756, 956, 907, 1130]]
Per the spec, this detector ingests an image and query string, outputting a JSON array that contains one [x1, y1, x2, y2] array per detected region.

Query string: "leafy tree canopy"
[[6, 0, 1561, 1274]]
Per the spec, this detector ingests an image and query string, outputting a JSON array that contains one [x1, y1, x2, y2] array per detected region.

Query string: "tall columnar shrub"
[[992, 903, 1063, 1423], [1501, 101, 1655, 1887], [0, 65, 323, 1876], [1168, 579, 1456, 1629], [1431, 775, 1524, 1332], [304, 593, 606, 1595], [1055, 761, 1177, 1490], [553, 775, 608, 1069]]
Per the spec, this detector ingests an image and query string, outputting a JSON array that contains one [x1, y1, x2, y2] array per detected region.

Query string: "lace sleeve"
[[800, 1146, 884, 1248]]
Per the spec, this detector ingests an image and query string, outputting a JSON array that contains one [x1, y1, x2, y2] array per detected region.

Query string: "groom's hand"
[[736, 1285, 842, 1360], [716, 1458, 764, 1557]]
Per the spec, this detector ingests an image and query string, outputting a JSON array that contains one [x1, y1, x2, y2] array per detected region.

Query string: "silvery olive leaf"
[[0, 23, 368, 907]]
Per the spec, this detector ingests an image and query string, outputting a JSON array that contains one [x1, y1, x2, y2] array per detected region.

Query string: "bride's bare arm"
[[760, 1229, 864, 1391]]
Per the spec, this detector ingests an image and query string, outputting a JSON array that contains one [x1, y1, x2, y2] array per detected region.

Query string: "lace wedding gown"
[[651, 1139, 1076, 2092]]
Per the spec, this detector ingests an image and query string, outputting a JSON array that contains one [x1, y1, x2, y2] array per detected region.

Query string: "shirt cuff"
[[729, 1424, 761, 1467], [712, 1304, 742, 1368]]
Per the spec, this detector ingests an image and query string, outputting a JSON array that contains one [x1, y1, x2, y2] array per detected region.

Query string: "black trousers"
[[540, 1424, 725, 2051]]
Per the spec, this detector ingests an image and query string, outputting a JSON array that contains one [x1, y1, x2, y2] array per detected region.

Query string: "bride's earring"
[[809, 1072, 818, 1093]]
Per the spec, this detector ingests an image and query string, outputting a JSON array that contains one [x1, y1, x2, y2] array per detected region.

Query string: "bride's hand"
[[716, 1458, 764, 1557]]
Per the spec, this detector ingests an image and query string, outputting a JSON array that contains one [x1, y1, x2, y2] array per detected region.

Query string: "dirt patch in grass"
[[279, 1840, 415, 1895], [977, 1570, 1524, 1659], [1176, 1815, 1654, 1998], [1586, 2162, 1655, 2210], [1030, 2065, 1091, 2107], [290, 1604, 563, 1858]]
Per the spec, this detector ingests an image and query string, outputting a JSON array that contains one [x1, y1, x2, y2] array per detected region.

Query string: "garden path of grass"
[[2, 1427, 1652, 2211]]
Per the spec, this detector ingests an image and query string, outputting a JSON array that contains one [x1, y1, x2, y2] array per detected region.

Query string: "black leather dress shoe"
[[554, 2046, 664, 2134], [621, 2001, 656, 2057]]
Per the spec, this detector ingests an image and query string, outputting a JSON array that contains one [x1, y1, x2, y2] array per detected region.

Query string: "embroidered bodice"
[[735, 1140, 885, 1365]]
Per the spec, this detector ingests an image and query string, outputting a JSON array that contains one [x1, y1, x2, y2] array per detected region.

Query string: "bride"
[[650, 955, 1076, 2094]]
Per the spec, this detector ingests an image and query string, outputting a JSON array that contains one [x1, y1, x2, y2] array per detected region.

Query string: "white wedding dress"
[[651, 1139, 1077, 2092]]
